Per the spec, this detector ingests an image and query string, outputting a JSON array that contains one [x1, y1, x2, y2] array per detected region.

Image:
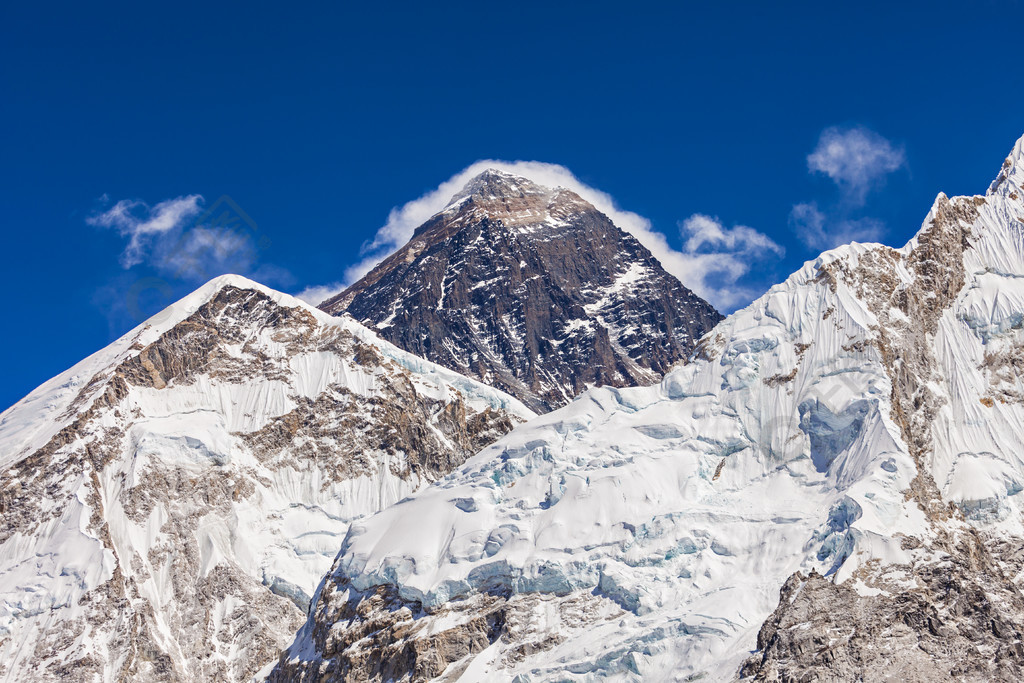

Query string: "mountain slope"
[[274, 135, 1024, 681], [321, 169, 722, 413], [0, 275, 532, 682]]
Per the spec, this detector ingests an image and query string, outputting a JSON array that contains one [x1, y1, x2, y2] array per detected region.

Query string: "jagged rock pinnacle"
[[988, 131, 1024, 195]]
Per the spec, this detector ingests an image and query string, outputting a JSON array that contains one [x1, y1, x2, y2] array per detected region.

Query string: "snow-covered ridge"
[[988, 131, 1024, 196], [0, 274, 532, 682], [275, 134, 1024, 681], [0, 275, 530, 470], [0, 275, 258, 470]]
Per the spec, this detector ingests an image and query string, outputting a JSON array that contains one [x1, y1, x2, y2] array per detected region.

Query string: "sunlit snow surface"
[[0, 275, 533, 679], [283, 136, 1024, 680]]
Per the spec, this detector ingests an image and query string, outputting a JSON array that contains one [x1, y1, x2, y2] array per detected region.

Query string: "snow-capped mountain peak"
[[445, 168, 551, 206], [322, 170, 723, 412], [988, 131, 1024, 196], [0, 275, 532, 681]]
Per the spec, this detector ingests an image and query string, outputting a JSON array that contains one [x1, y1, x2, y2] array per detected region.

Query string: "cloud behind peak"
[[319, 160, 778, 313], [807, 126, 905, 204]]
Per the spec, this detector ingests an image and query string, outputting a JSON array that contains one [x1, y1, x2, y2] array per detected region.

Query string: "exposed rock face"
[[271, 578, 623, 682], [270, 581, 507, 683], [739, 143, 1024, 682], [0, 277, 531, 682], [274, 136, 1024, 681], [321, 169, 722, 413], [742, 554, 1024, 683]]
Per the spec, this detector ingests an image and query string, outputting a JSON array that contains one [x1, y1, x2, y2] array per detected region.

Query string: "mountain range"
[[3, 135, 1024, 681]]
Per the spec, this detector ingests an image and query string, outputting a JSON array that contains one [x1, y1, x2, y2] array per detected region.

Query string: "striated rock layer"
[[0, 276, 532, 682], [275, 135, 1024, 681], [321, 169, 722, 413]]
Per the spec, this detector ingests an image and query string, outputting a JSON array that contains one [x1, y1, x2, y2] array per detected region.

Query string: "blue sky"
[[2, 0, 1023, 411]]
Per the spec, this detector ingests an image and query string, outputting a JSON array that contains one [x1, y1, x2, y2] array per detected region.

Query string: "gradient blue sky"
[[2, 0, 1023, 410]]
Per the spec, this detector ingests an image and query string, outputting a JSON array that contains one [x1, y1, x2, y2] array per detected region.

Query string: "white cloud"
[[682, 213, 782, 256], [155, 226, 257, 280], [790, 125, 901, 253], [676, 214, 784, 311], [340, 161, 663, 286], [87, 195, 204, 267], [317, 160, 774, 312], [807, 126, 905, 204], [788, 202, 826, 245], [789, 201, 886, 251], [293, 282, 345, 306], [88, 193, 293, 289]]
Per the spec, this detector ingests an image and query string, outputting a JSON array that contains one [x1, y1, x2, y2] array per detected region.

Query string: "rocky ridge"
[[0, 276, 531, 682], [321, 169, 722, 413]]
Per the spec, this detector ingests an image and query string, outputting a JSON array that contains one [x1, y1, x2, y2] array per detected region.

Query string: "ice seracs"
[[275, 134, 1024, 682]]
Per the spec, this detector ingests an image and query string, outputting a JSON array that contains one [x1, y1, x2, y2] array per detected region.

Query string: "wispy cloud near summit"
[[338, 160, 659, 288], [87, 195, 203, 267], [298, 160, 778, 312], [677, 214, 784, 310], [789, 201, 886, 251], [87, 193, 292, 328]]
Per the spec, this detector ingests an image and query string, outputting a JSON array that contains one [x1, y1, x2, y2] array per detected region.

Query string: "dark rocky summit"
[[321, 169, 722, 413]]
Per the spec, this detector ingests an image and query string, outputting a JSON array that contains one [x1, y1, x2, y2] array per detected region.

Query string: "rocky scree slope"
[[275, 135, 1024, 682], [321, 169, 722, 413], [0, 275, 532, 682]]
